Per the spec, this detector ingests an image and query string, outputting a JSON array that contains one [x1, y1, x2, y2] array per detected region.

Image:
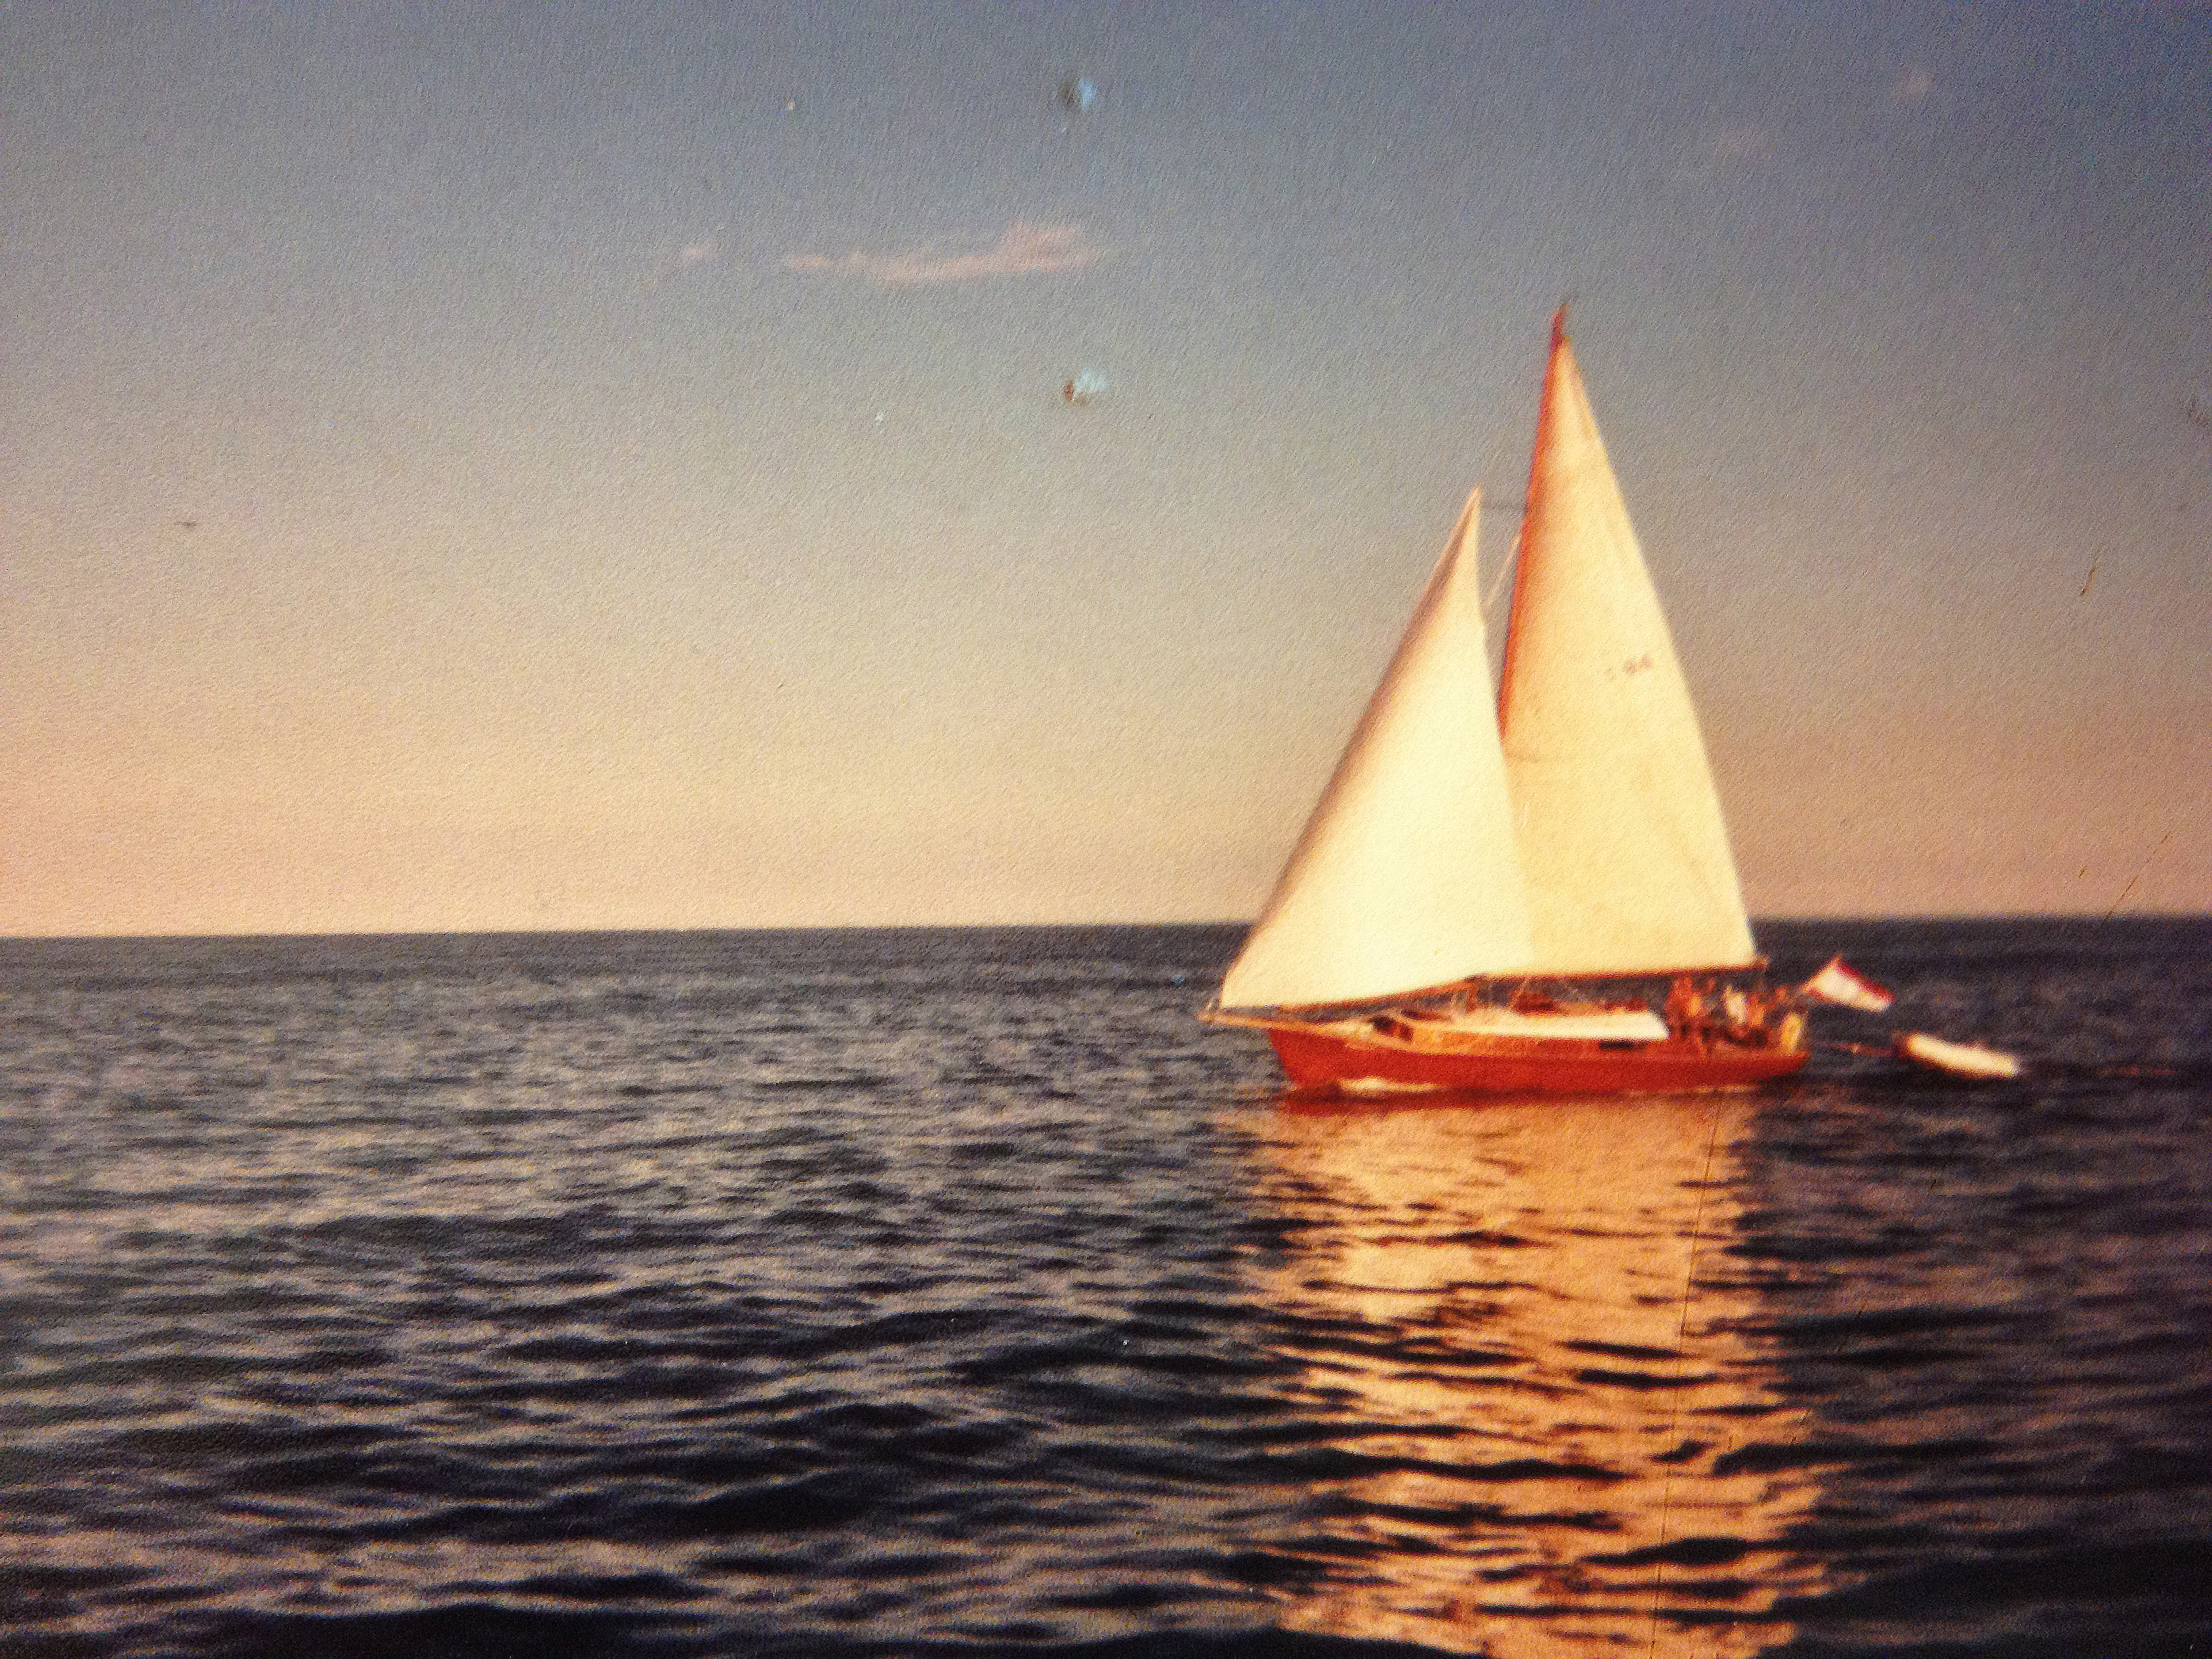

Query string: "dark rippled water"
[[3, 920, 2208, 1658]]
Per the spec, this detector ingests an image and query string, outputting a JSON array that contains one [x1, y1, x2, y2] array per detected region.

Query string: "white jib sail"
[[1221, 490, 1535, 1010], [1497, 321, 1756, 975]]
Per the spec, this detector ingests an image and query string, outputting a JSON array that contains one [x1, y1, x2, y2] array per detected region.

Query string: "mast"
[[1218, 489, 1534, 1010], [1496, 313, 1756, 975], [1495, 307, 1568, 735]]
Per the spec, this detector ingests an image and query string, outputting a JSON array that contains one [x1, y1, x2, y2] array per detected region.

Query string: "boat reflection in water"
[[1247, 1094, 1822, 1656]]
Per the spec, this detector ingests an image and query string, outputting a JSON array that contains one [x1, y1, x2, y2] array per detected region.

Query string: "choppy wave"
[[0, 920, 2207, 1657]]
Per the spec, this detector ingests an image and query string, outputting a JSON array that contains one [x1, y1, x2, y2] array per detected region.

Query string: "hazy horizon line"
[[3, 911, 2206, 947]]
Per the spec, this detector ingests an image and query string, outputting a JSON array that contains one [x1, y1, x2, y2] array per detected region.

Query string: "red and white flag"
[[1800, 955, 1893, 1012]]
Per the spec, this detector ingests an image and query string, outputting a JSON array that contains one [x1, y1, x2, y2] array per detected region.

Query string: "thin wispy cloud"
[[641, 235, 722, 290], [784, 222, 1103, 286]]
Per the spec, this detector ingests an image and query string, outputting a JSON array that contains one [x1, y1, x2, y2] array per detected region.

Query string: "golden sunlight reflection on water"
[[1247, 1094, 1823, 1656]]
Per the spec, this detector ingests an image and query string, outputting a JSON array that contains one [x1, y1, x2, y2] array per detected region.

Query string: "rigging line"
[[1645, 1099, 1729, 1659], [1481, 528, 1521, 623]]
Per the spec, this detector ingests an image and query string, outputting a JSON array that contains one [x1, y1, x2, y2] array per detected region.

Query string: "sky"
[[4, 1, 2208, 936]]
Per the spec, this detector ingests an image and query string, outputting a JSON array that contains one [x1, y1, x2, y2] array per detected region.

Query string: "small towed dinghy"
[[1893, 1031, 2023, 1081]]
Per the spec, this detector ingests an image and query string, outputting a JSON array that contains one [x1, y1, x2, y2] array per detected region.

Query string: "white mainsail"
[[1497, 317, 1755, 974], [1218, 491, 1534, 1010]]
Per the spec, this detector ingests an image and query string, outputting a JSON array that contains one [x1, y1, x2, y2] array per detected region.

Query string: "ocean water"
[[1, 919, 2207, 1658]]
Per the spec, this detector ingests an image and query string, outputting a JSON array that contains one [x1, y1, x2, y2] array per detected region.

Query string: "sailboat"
[[1204, 310, 1808, 1093]]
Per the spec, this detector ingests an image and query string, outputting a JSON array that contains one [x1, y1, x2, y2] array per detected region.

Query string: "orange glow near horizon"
[[4, 5, 2205, 935]]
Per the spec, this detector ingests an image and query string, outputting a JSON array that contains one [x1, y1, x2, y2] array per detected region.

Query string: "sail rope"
[[1481, 527, 1521, 623]]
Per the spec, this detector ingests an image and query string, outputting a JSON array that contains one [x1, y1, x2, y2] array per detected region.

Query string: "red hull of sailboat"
[[1267, 1025, 1807, 1095]]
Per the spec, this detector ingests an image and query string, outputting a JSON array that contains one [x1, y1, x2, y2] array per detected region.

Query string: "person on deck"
[[1665, 976, 1706, 1048]]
